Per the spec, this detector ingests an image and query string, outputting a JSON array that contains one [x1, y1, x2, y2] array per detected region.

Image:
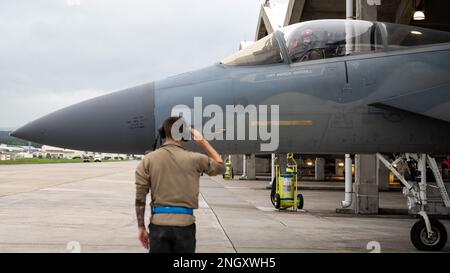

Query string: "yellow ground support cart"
[[271, 153, 304, 211], [223, 155, 234, 180]]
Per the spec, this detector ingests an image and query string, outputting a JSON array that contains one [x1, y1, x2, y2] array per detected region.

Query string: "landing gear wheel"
[[274, 194, 281, 210], [297, 194, 304, 210], [411, 218, 447, 251]]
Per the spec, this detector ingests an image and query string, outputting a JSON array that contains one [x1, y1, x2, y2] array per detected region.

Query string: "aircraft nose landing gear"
[[377, 153, 450, 251]]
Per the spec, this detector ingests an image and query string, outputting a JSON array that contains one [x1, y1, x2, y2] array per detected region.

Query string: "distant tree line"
[[0, 131, 42, 148]]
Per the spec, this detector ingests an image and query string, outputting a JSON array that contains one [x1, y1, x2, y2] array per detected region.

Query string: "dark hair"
[[163, 116, 185, 140]]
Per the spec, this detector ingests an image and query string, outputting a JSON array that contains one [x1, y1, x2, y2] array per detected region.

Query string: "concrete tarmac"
[[0, 161, 449, 253]]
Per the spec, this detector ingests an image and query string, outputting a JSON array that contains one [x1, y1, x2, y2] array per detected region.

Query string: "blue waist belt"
[[152, 206, 193, 215]]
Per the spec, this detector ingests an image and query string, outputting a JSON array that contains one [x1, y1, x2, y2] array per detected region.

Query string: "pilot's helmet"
[[287, 27, 315, 57], [287, 29, 303, 54], [301, 28, 314, 46]]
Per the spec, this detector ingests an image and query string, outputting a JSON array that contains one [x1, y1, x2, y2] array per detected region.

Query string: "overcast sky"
[[0, 0, 287, 129]]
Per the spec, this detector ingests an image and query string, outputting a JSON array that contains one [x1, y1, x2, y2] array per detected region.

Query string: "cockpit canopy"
[[222, 19, 450, 66], [221, 33, 284, 66]]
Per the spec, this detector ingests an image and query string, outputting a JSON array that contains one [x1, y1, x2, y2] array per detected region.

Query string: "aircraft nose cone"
[[12, 82, 156, 154], [10, 123, 45, 141], [10, 127, 28, 139]]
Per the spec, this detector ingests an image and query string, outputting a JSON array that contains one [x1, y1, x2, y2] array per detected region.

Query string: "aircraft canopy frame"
[[222, 19, 450, 66]]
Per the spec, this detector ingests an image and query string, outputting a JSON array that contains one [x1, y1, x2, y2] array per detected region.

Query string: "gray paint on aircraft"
[[11, 20, 450, 155]]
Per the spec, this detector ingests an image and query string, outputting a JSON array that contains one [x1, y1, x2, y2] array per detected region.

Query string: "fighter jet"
[[11, 19, 450, 155], [11, 19, 450, 250]]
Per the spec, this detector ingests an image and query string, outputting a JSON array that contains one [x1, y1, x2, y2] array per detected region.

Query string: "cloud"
[[1, 89, 105, 128], [0, 0, 270, 127]]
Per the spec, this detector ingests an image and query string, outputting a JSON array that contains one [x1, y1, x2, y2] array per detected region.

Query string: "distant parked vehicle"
[[82, 156, 91, 162]]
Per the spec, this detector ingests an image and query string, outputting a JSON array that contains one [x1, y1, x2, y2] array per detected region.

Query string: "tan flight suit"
[[135, 143, 225, 227]]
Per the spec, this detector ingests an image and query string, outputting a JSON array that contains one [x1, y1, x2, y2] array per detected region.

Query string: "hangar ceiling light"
[[413, 0, 426, 21], [413, 10, 425, 21]]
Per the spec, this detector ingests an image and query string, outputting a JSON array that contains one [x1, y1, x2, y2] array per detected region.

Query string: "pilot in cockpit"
[[288, 28, 324, 62]]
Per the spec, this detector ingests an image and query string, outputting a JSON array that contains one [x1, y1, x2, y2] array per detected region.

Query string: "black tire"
[[411, 218, 447, 251], [297, 194, 304, 210], [270, 177, 276, 206], [274, 194, 281, 209]]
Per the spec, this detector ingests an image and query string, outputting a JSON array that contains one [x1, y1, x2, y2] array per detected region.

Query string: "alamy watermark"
[[170, 97, 280, 152]]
